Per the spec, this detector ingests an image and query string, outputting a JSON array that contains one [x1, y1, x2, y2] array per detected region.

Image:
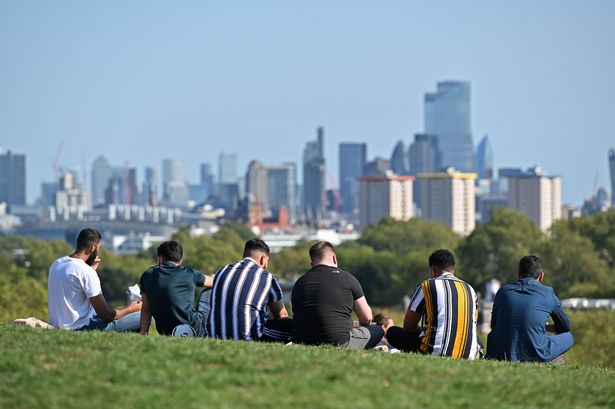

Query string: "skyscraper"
[[409, 133, 441, 209], [267, 162, 297, 222], [609, 148, 615, 206], [419, 169, 477, 236], [245, 160, 269, 214], [390, 141, 408, 175], [359, 174, 414, 228], [0, 150, 26, 207], [476, 135, 494, 180], [424, 81, 475, 172], [162, 159, 188, 207], [200, 163, 215, 199], [507, 167, 562, 232], [303, 127, 326, 223], [91, 156, 113, 206], [363, 157, 390, 176], [104, 166, 138, 206], [339, 142, 367, 218], [142, 166, 158, 206], [219, 152, 237, 184]]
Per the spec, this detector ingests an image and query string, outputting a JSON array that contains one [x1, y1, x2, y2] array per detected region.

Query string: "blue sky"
[[1, 1, 614, 204]]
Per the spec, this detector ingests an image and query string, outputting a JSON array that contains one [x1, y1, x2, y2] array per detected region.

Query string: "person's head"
[[428, 249, 456, 278], [75, 228, 102, 264], [243, 238, 270, 268], [309, 241, 337, 267], [157, 240, 183, 264], [373, 313, 394, 330], [517, 255, 544, 281]]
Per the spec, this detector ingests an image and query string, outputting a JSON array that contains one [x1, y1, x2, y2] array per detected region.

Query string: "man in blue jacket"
[[486, 255, 573, 362]]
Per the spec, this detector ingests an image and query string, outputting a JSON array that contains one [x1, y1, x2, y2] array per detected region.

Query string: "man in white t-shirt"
[[48, 228, 142, 331]]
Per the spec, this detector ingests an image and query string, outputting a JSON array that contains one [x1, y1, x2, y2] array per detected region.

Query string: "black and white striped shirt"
[[207, 257, 283, 340]]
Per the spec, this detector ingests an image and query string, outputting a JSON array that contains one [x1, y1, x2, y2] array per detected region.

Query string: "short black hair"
[[157, 240, 183, 263], [309, 241, 336, 263], [518, 255, 543, 279], [429, 249, 456, 270], [243, 238, 270, 258], [76, 228, 102, 251]]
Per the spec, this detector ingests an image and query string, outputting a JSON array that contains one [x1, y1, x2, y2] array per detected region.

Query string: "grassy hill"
[[1, 325, 614, 409]]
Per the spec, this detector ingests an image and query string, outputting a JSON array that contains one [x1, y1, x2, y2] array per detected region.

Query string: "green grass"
[[1, 325, 614, 409]]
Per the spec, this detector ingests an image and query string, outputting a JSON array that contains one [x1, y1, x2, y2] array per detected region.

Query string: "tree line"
[[1, 208, 614, 321]]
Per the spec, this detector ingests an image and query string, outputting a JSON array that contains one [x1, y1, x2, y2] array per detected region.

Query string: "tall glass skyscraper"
[[390, 141, 409, 175], [91, 155, 113, 206], [0, 150, 26, 207], [424, 81, 475, 172], [476, 135, 494, 179], [267, 162, 297, 222], [303, 127, 326, 223], [339, 142, 367, 218]]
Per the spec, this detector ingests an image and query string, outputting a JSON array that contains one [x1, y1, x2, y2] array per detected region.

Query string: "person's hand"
[[91, 257, 101, 270], [128, 300, 142, 313]]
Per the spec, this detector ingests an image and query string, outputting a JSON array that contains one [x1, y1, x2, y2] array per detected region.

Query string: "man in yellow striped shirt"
[[387, 249, 481, 359]]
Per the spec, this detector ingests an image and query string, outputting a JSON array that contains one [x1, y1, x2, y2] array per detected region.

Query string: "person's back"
[[48, 256, 100, 329], [487, 256, 573, 362], [140, 263, 206, 335], [291, 265, 360, 345], [291, 241, 383, 349], [417, 273, 479, 358], [386, 249, 480, 359], [206, 239, 288, 341]]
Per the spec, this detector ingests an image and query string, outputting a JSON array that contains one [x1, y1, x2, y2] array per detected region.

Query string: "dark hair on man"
[[76, 228, 102, 250], [518, 255, 543, 279], [243, 238, 270, 258], [157, 240, 183, 263], [373, 313, 391, 327], [309, 241, 336, 262], [429, 249, 456, 271]]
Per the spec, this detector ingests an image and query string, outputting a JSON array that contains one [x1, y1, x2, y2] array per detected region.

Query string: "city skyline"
[[1, 2, 614, 204]]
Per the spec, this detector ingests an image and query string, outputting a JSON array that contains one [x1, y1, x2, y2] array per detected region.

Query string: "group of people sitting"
[[47, 228, 574, 363]]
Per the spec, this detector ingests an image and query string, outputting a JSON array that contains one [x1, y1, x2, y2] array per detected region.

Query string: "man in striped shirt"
[[387, 249, 481, 359], [206, 238, 291, 342]]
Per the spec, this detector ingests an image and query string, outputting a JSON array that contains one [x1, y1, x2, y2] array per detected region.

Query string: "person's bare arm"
[[90, 294, 142, 323], [402, 309, 422, 332], [353, 296, 373, 326], [203, 275, 214, 289], [139, 292, 152, 335], [268, 300, 289, 319]]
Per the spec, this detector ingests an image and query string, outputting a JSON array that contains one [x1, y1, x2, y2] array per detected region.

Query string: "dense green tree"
[[539, 222, 615, 298], [359, 217, 460, 255], [564, 209, 615, 269], [455, 208, 544, 291]]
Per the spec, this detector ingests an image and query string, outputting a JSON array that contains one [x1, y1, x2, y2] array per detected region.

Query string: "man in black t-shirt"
[[291, 241, 383, 349], [139, 240, 213, 336]]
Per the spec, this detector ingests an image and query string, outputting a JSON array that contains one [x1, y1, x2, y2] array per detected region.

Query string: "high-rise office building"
[[507, 167, 561, 232], [424, 81, 475, 172], [91, 156, 113, 206], [267, 162, 297, 222], [409, 133, 441, 208], [390, 141, 408, 175], [419, 169, 477, 236], [339, 142, 367, 218], [609, 148, 615, 206], [245, 160, 269, 213], [363, 157, 390, 176], [104, 166, 138, 206], [0, 150, 26, 207], [476, 135, 494, 180], [219, 152, 237, 184], [56, 170, 92, 220], [359, 174, 414, 228], [200, 163, 215, 199], [142, 167, 158, 206], [162, 159, 188, 207], [303, 127, 326, 223]]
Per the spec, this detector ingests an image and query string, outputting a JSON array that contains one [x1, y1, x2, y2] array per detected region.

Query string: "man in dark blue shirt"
[[486, 255, 573, 362]]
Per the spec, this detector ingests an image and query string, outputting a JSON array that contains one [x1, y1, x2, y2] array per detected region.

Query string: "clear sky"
[[1, 1, 614, 205]]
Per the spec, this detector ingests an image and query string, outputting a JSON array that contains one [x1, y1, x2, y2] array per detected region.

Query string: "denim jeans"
[[195, 288, 212, 336], [76, 311, 141, 332]]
